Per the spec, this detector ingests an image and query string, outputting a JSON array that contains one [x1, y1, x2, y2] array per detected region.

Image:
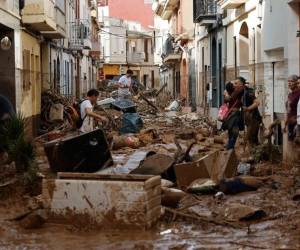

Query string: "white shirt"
[[297, 98, 300, 125], [118, 75, 132, 98], [80, 100, 94, 133]]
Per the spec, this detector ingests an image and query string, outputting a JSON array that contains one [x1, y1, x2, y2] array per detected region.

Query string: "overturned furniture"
[[42, 173, 161, 229], [44, 129, 113, 173], [175, 150, 237, 190]]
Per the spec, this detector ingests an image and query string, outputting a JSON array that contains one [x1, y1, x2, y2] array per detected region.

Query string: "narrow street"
[[1, 0, 300, 249]]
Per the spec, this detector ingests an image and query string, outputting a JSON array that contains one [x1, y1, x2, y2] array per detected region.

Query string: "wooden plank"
[[155, 83, 168, 97], [57, 172, 155, 181], [139, 92, 159, 111]]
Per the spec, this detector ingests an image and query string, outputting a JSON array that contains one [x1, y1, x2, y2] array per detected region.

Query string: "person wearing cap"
[[118, 69, 134, 99]]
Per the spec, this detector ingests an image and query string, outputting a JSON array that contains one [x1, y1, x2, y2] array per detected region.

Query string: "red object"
[[218, 103, 229, 121]]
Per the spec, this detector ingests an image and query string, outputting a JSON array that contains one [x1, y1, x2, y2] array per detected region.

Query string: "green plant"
[[22, 162, 42, 195], [0, 114, 35, 172]]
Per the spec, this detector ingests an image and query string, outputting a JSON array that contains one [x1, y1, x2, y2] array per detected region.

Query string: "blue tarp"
[[120, 113, 143, 134]]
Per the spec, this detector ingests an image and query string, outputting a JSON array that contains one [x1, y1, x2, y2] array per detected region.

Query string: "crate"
[[42, 173, 161, 229]]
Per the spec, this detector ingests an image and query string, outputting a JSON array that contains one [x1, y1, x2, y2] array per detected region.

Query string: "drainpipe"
[[253, 27, 256, 87], [234, 36, 237, 78], [224, 26, 227, 83], [125, 29, 128, 70], [50, 43, 52, 89], [272, 61, 276, 122]]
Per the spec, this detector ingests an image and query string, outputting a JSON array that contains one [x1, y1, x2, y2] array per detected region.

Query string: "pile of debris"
[[33, 84, 290, 231], [40, 91, 73, 133]]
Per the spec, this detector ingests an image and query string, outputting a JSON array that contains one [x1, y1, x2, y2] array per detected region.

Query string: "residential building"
[[152, 2, 171, 90], [194, 0, 300, 163], [0, 0, 22, 115], [100, 0, 154, 28], [99, 3, 159, 88], [194, 0, 222, 116], [153, 0, 196, 108], [0, 0, 102, 136]]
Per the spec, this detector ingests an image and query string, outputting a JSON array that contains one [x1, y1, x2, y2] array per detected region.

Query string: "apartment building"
[[153, 0, 196, 107], [194, 0, 300, 162], [99, 4, 159, 88], [0, 0, 22, 114], [0, 0, 101, 135]]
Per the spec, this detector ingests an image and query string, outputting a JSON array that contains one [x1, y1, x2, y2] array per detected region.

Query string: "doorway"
[[239, 22, 249, 80]]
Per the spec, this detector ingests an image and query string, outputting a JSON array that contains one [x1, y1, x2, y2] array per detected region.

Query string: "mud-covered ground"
[[1, 164, 300, 250], [1, 112, 300, 249]]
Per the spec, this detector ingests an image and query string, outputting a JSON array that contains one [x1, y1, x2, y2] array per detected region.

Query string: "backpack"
[[243, 87, 262, 122], [72, 100, 86, 129]]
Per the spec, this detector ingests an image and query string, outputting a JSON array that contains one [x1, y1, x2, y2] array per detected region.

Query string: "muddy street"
[[1, 107, 300, 249], [1, 170, 300, 250]]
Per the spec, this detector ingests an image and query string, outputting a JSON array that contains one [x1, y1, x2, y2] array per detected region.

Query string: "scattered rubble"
[[2, 86, 300, 249]]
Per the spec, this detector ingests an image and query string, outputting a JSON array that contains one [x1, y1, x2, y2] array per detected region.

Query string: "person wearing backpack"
[[243, 83, 261, 147], [79, 89, 107, 133]]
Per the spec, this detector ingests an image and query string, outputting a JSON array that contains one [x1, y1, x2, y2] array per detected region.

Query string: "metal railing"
[[127, 52, 145, 64], [162, 36, 175, 58], [69, 19, 91, 50], [193, 0, 217, 22]]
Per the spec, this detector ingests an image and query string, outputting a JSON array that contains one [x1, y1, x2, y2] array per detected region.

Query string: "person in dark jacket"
[[243, 84, 261, 146]]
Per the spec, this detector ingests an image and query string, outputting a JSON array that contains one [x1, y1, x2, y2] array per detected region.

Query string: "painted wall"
[[107, 0, 154, 29], [20, 31, 41, 120]]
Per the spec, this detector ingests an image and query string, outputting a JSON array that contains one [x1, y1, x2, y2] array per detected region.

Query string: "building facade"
[[153, 0, 196, 107], [0, 0, 101, 136], [194, 0, 300, 162], [99, 4, 159, 88]]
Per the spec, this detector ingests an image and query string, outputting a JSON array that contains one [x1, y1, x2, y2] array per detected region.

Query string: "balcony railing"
[[193, 0, 217, 24], [89, 38, 101, 59], [21, 0, 56, 31], [69, 19, 91, 50], [127, 52, 145, 64], [161, 36, 181, 64]]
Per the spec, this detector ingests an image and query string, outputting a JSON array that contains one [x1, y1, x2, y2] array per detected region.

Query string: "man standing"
[[243, 84, 261, 146], [284, 75, 300, 141], [118, 69, 133, 99], [223, 77, 245, 150], [80, 89, 107, 133]]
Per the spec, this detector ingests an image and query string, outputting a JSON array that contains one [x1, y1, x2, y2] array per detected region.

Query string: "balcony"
[[127, 52, 146, 64], [193, 0, 217, 26], [41, 4, 66, 38], [22, 0, 56, 31], [0, 0, 20, 16], [69, 20, 91, 51], [218, 0, 246, 9], [162, 36, 181, 64], [89, 38, 101, 59], [161, 0, 180, 20]]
